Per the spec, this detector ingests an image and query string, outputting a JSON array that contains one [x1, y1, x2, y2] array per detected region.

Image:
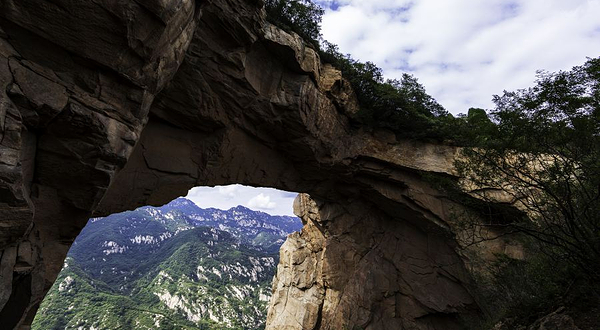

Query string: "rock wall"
[[267, 194, 479, 330], [0, 0, 518, 329], [0, 1, 197, 327]]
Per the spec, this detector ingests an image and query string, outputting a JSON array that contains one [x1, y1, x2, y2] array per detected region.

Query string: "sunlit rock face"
[[0, 0, 516, 329], [267, 194, 479, 330]]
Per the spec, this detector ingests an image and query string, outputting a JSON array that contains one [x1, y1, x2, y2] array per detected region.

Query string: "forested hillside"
[[31, 198, 301, 330]]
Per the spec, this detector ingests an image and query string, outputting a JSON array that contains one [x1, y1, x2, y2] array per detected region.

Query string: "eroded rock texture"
[[268, 194, 480, 330], [0, 0, 517, 329]]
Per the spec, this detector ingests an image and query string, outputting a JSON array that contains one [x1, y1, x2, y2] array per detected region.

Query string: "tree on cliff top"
[[458, 56, 600, 280], [264, 0, 324, 44], [264, 0, 459, 141], [449, 56, 600, 329]]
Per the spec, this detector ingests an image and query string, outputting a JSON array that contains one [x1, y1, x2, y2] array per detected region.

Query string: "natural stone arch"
[[0, 0, 519, 329], [93, 117, 479, 330]]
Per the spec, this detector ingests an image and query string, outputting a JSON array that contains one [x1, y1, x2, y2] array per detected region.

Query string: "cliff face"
[[0, 0, 515, 329], [267, 193, 479, 330]]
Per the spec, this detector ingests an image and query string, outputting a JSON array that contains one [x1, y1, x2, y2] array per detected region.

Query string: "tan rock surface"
[[267, 193, 480, 330]]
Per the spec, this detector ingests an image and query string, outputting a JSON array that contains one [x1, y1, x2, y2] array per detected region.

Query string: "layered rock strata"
[[0, 0, 517, 329]]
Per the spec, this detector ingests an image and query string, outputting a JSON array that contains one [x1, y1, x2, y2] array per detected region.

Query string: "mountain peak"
[[169, 197, 194, 205], [230, 205, 252, 212], [161, 197, 201, 211]]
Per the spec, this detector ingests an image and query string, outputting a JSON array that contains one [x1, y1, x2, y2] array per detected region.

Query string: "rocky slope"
[[32, 198, 300, 329], [0, 0, 521, 329]]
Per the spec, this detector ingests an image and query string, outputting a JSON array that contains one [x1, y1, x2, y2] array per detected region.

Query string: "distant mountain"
[[32, 198, 302, 330]]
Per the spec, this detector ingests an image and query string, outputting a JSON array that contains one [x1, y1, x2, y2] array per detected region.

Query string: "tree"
[[457, 57, 600, 281], [319, 40, 455, 139], [263, 0, 324, 44], [264, 2, 459, 141]]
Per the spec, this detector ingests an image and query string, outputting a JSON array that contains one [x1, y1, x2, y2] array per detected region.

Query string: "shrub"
[[265, 1, 460, 141], [264, 0, 324, 45], [319, 41, 460, 140]]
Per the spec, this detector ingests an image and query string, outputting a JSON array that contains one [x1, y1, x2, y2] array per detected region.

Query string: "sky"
[[315, 0, 600, 114], [186, 185, 298, 216], [187, 1, 599, 215]]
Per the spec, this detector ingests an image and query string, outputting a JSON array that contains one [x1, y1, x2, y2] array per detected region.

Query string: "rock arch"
[[0, 0, 507, 329]]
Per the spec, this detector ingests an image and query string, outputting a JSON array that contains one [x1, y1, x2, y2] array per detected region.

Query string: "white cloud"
[[218, 185, 237, 198], [186, 185, 297, 216], [317, 0, 600, 114], [247, 193, 277, 210]]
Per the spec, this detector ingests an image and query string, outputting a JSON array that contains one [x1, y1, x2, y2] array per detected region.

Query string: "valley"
[[31, 198, 301, 330]]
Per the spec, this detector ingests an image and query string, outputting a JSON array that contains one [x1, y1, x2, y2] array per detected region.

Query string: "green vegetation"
[[264, 0, 465, 141], [457, 57, 600, 277], [32, 258, 192, 330], [319, 43, 459, 140], [455, 57, 600, 328], [467, 248, 599, 329], [264, 0, 324, 45], [32, 200, 300, 330], [33, 226, 277, 330]]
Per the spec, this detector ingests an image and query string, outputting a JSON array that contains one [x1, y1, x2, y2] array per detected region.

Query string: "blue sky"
[[186, 185, 298, 216], [316, 0, 600, 114], [186, 1, 600, 216]]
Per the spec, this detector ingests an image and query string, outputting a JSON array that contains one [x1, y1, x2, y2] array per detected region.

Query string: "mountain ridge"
[[31, 199, 301, 330]]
